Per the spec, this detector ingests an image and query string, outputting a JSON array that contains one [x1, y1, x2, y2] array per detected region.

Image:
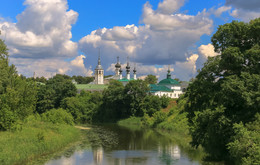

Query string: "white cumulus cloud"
[[0, 0, 89, 77], [79, 0, 213, 81]]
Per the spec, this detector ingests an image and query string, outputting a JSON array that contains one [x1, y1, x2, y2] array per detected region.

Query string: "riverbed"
[[45, 124, 206, 165]]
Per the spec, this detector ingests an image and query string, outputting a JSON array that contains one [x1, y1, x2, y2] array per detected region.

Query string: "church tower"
[[167, 65, 171, 79], [119, 68, 123, 80], [115, 56, 121, 76], [133, 64, 137, 80], [94, 54, 104, 84], [126, 57, 130, 80]]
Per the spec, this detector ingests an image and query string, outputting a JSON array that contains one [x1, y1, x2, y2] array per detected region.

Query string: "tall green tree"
[[36, 74, 77, 113], [124, 80, 150, 117], [98, 80, 125, 121], [185, 18, 260, 161], [0, 33, 37, 130], [144, 74, 158, 84]]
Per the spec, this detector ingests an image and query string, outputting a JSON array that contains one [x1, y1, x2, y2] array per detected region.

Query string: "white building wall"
[[152, 90, 183, 99], [95, 70, 104, 84]]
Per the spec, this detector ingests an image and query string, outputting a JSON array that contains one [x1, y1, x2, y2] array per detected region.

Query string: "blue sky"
[[0, 0, 259, 80]]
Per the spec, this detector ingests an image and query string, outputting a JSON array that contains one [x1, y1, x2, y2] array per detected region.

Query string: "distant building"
[[94, 55, 104, 85], [118, 57, 137, 85], [150, 67, 183, 98], [93, 55, 137, 86], [71, 79, 78, 85]]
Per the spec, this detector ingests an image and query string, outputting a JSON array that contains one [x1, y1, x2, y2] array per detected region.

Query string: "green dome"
[[158, 78, 180, 85]]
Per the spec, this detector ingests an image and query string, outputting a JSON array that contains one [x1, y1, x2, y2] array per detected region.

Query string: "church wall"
[[152, 90, 183, 99]]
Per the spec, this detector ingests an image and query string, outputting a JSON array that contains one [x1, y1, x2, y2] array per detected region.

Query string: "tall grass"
[[117, 117, 142, 130], [0, 122, 80, 165]]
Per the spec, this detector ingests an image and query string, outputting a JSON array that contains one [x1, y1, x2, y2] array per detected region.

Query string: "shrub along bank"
[[0, 109, 81, 165]]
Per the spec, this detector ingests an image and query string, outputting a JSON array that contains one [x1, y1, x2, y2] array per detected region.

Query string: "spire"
[[95, 48, 103, 70], [115, 56, 121, 68], [98, 48, 101, 65], [126, 56, 130, 74], [167, 65, 171, 79]]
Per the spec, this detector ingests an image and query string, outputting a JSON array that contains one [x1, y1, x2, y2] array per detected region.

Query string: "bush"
[[0, 105, 18, 130], [141, 113, 154, 127], [228, 114, 260, 165], [152, 111, 167, 127], [41, 108, 74, 125]]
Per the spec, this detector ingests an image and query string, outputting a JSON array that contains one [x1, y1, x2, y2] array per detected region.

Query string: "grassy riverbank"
[[0, 122, 80, 165], [117, 116, 142, 130]]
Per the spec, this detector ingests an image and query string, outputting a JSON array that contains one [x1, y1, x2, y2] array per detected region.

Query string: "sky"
[[0, 0, 259, 81]]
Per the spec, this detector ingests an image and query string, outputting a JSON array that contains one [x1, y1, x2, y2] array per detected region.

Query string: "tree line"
[[0, 33, 170, 130]]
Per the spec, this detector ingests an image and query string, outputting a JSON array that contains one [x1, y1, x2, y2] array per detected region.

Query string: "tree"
[[35, 74, 77, 113], [98, 80, 125, 121], [72, 75, 94, 84], [61, 91, 101, 123], [46, 74, 77, 108], [144, 74, 158, 84], [0, 34, 37, 130], [185, 18, 260, 160], [124, 80, 150, 117]]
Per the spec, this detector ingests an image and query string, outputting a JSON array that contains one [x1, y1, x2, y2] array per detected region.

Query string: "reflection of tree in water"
[[85, 125, 119, 149], [103, 124, 172, 151], [158, 145, 180, 165], [93, 147, 103, 165]]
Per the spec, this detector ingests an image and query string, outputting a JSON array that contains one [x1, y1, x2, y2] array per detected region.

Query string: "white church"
[[149, 67, 183, 99], [93, 56, 183, 98], [94, 56, 137, 85]]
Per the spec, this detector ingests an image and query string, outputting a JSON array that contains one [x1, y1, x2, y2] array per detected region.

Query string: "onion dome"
[[115, 56, 121, 68], [133, 66, 136, 74], [126, 57, 130, 73]]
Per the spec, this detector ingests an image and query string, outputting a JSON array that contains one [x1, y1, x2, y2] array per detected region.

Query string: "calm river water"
[[46, 124, 205, 165]]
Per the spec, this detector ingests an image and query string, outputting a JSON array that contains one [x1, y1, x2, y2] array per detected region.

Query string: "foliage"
[[97, 79, 169, 122], [123, 79, 150, 117], [36, 74, 77, 113], [97, 80, 125, 122], [72, 75, 94, 84], [35, 76, 47, 84], [228, 114, 260, 165], [185, 18, 260, 161], [142, 95, 162, 116], [36, 85, 55, 114], [0, 36, 37, 130], [141, 113, 154, 127], [61, 91, 102, 123], [117, 116, 142, 130], [158, 97, 189, 134], [41, 108, 74, 125], [0, 121, 80, 165], [160, 95, 171, 108], [152, 111, 167, 127], [144, 74, 158, 84]]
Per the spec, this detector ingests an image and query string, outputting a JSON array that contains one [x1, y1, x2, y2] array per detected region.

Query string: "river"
[[45, 124, 206, 165]]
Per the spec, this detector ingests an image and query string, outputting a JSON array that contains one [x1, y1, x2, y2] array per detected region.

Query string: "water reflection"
[[46, 124, 201, 165], [93, 147, 103, 165]]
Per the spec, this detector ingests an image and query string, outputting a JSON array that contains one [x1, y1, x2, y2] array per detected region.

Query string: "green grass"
[[0, 122, 81, 165], [117, 117, 142, 130], [75, 84, 108, 90]]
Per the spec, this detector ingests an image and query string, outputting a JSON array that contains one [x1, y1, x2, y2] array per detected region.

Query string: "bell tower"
[[94, 50, 104, 84]]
